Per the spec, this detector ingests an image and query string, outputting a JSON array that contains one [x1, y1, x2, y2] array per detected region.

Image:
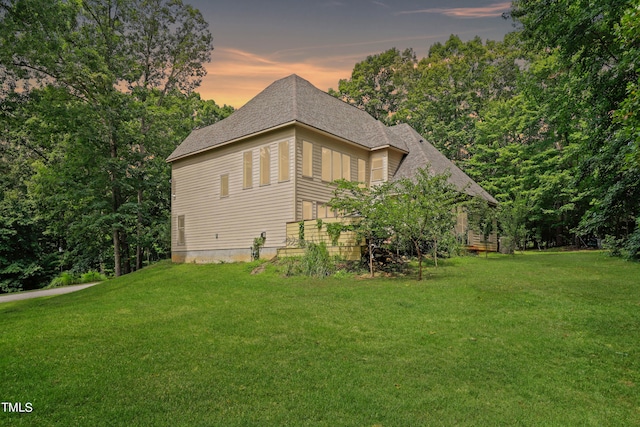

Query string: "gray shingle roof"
[[167, 74, 407, 161], [389, 124, 497, 204], [166, 74, 496, 204]]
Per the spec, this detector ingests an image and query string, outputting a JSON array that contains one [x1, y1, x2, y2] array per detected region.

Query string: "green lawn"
[[1, 252, 639, 426]]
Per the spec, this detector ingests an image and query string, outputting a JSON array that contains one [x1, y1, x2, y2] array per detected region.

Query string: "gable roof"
[[167, 74, 408, 162], [389, 124, 497, 204]]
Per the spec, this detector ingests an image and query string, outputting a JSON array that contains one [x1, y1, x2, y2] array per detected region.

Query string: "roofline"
[[167, 120, 410, 163], [370, 144, 409, 154], [295, 122, 408, 153], [166, 121, 297, 163]]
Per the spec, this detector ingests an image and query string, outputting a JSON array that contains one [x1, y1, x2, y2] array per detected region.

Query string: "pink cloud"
[[199, 48, 354, 107], [396, 2, 511, 19]]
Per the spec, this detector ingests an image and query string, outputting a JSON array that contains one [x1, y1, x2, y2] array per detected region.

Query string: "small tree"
[[328, 179, 395, 277], [392, 169, 458, 280]]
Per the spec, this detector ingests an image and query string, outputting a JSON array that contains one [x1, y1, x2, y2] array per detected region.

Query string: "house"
[[166, 74, 497, 263]]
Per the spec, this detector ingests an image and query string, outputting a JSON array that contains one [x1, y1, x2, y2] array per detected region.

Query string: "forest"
[[1, 0, 639, 292]]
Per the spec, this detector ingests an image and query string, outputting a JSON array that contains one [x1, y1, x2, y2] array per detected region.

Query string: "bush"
[[48, 270, 106, 288], [623, 219, 640, 261], [301, 242, 335, 278], [48, 272, 77, 288], [278, 257, 303, 277], [80, 271, 107, 283], [603, 235, 624, 257]]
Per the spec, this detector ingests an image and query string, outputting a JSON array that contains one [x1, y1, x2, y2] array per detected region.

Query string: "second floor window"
[[303, 141, 313, 177], [371, 157, 384, 182], [279, 141, 289, 182], [220, 174, 229, 197], [243, 151, 252, 189], [260, 146, 270, 186], [322, 147, 351, 182], [358, 159, 366, 184]]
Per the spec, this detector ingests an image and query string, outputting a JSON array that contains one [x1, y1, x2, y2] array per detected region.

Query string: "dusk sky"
[[188, 1, 516, 108]]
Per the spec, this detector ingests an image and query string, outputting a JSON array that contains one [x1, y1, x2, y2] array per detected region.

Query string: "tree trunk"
[[113, 229, 121, 277], [485, 237, 488, 258], [434, 238, 438, 268], [414, 240, 423, 281], [122, 232, 131, 274], [368, 236, 374, 278], [136, 188, 143, 271], [109, 128, 122, 277]]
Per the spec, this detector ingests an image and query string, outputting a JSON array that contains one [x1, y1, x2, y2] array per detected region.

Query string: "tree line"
[[330, 0, 639, 258]]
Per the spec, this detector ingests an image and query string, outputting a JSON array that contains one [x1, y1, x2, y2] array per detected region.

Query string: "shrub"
[[48, 270, 106, 288], [278, 257, 303, 277], [48, 272, 77, 288], [603, 235, 624, 257], [623, 219, 640, 261], [80, 271, 107, 283], [301, 242, 334, 278]]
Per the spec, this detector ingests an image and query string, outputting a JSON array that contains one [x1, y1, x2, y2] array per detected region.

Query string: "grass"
[[0, 251, 639, 426]]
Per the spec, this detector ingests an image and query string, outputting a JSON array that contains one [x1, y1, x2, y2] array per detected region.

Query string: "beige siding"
[[454, 208, 498, 252], [171, 127, 295, 256], [294, 127, 370, 221], [388, 149, 404, 178]]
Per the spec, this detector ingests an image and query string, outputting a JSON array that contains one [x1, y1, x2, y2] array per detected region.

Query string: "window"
[[322, 147, 331, 181], [371, 157, 384, 182], [332, 150, 341, 181], [358, 159, 366, 183], [342, 154, 351, 181], [279, 140, 289, 182], [243, 151, 252, 189], [220, 174, 229, 197], [177, 215, 185, 246], [318, 203, 336, 219], [302, 201, 314, 220], [303, 141, 313, 177], [260, 146, 270, 186], [321, 147, 351, 182]]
